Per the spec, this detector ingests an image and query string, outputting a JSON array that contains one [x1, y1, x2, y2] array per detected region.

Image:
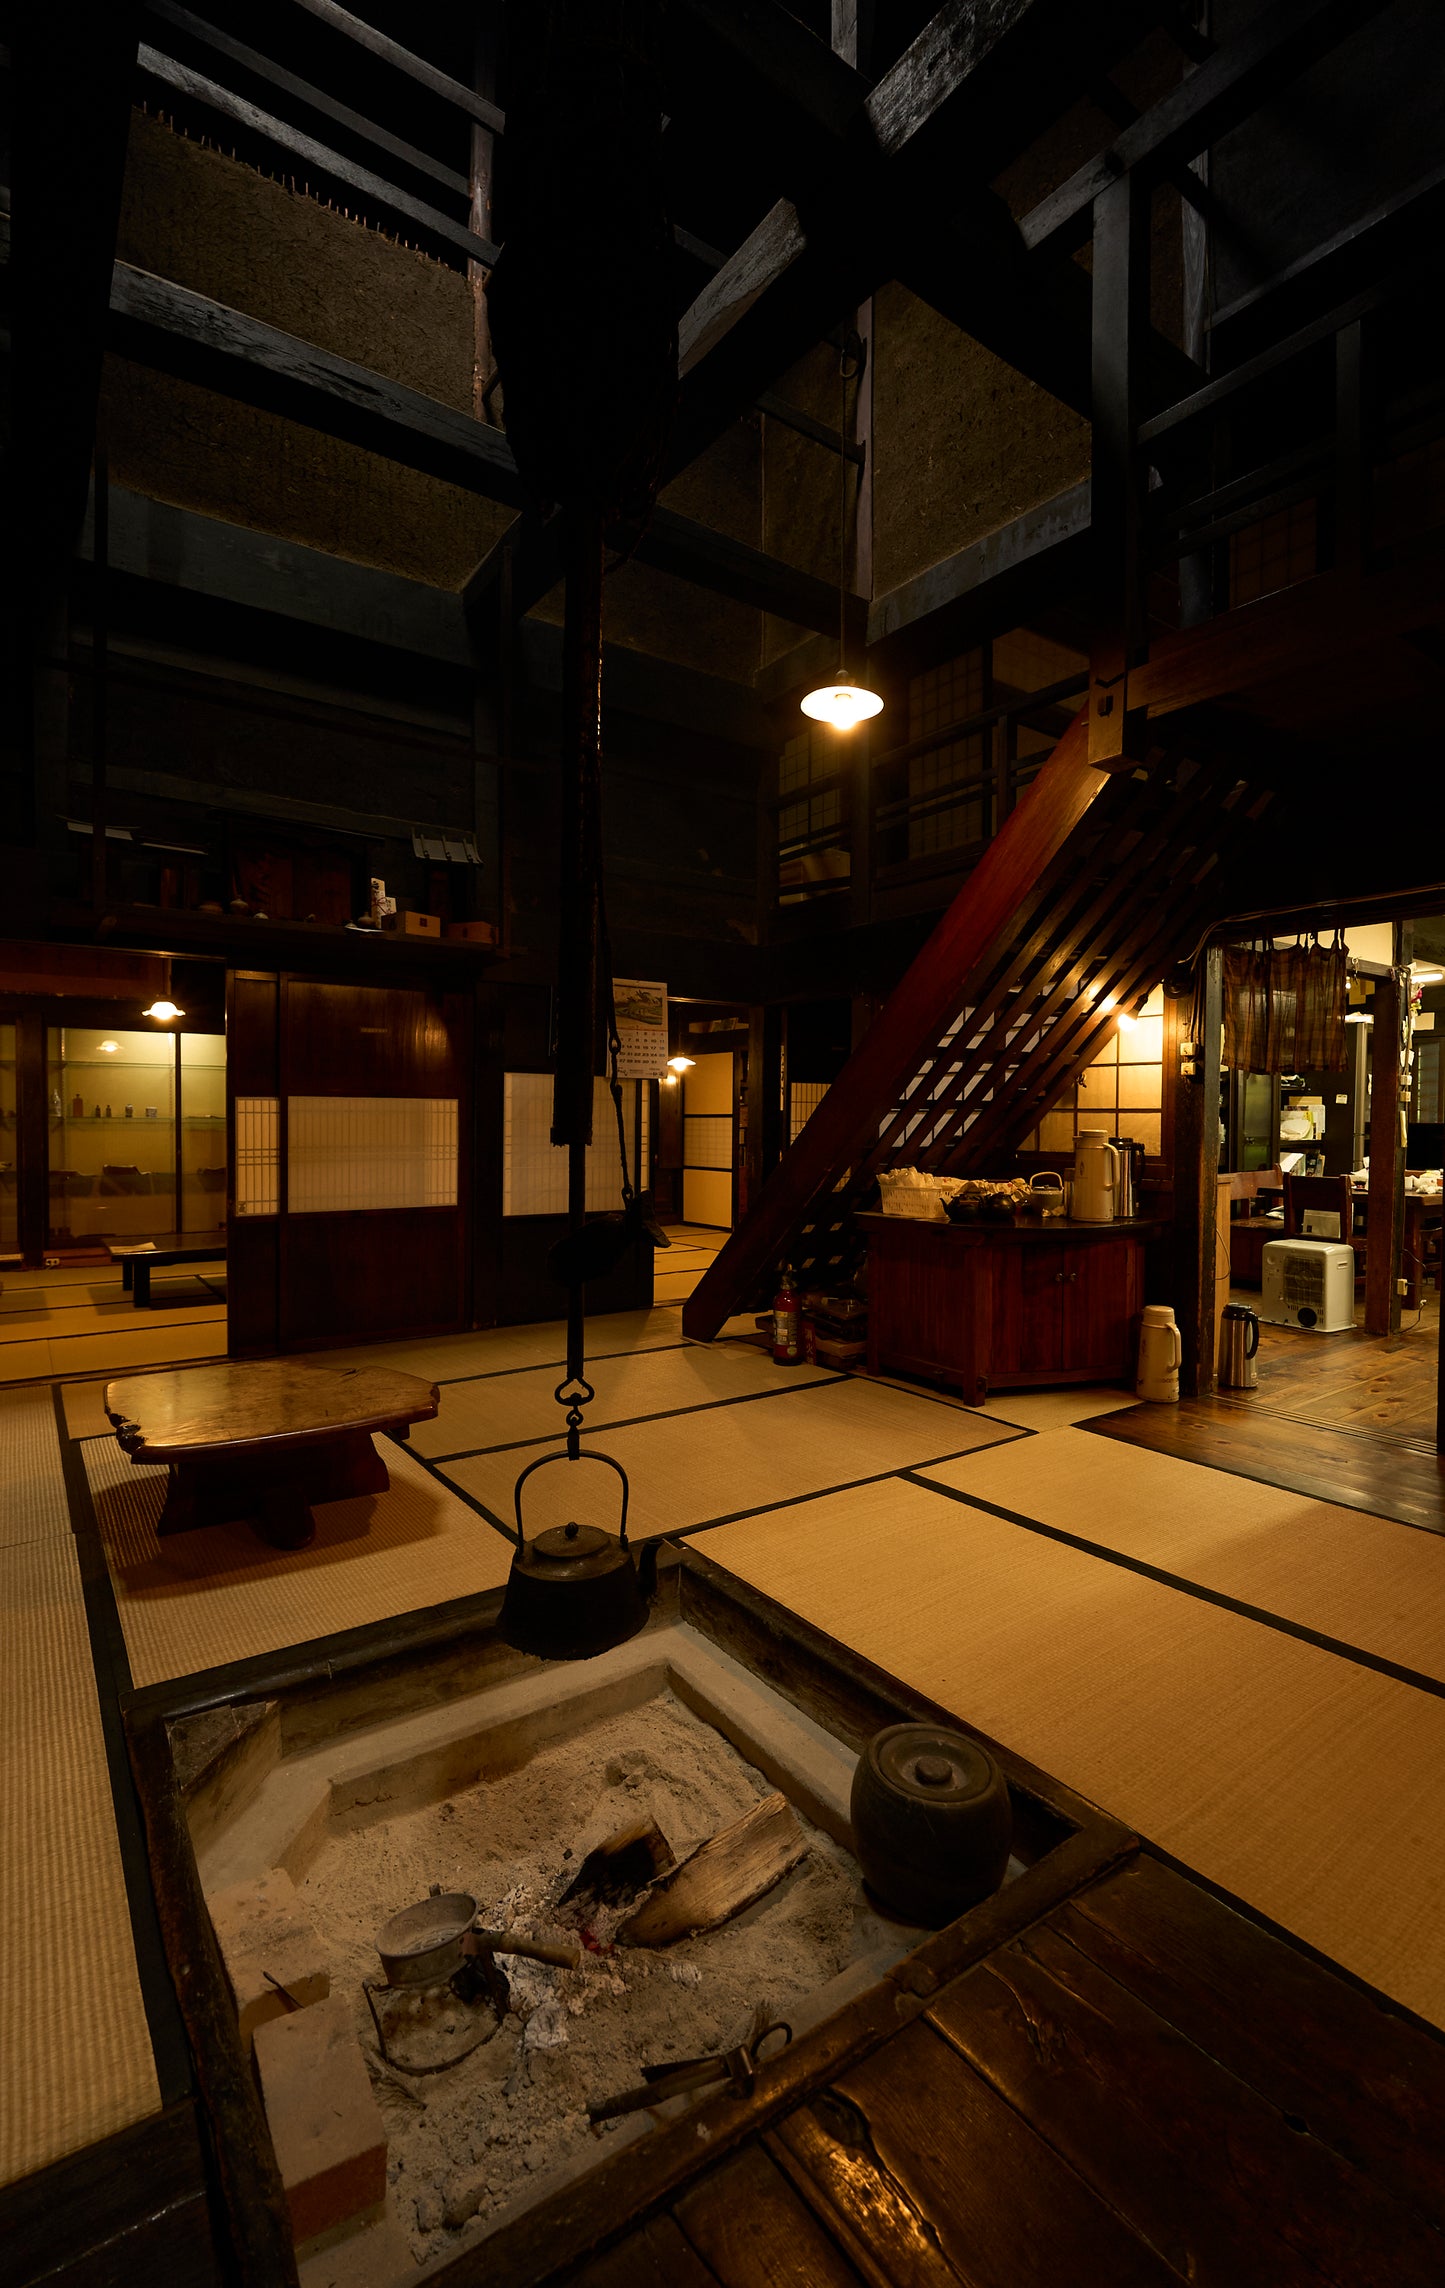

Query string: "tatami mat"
[[0, 1452, 159, 2185], [319, 1305, 686, 1383], [0, 1388, 72, 1549], [82, 1437, 514, 1689], [411, 1342, 838, 1458], [917, 1429, 1445, 1683], [439, 1377, 1020, 1538], [973, 1385, 1140, 1431], [700, 1475, 1445, 2030]]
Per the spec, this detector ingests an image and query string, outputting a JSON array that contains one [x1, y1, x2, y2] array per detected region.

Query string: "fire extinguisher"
[[772, 1266, 801, 1365]]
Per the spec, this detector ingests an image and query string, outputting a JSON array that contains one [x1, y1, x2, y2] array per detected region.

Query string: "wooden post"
[[1172, 947, 1222, 1395], [469, 26, 498, 420], [1089, 171, 1148, 770], [1365, 945, 1409, 1336], [744, 1005, 785, 1220]]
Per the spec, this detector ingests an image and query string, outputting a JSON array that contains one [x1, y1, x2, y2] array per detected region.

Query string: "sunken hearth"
[[140, 1554, 1112, 2288]]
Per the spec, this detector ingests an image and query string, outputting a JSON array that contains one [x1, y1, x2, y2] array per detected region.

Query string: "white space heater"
[[1259, 1239, 1355, 1333]]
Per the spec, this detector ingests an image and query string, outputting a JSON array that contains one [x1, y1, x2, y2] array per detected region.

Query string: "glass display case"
[[45, 1027, 226, 1246]]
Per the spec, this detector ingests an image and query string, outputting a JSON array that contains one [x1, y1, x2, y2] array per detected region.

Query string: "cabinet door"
[[991, 1246, 1064, 1377], [1062, 1239, 1137, 1375]]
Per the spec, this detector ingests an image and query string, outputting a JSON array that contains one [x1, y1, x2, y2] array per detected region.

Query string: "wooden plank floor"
[[563, 1854, 1445, 2288], [1089, 1397, 1445, 1534], [1244, 1290, 1438, 1447]]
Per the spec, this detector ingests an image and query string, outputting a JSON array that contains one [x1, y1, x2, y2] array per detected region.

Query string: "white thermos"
[[1136, 1305, 1181, 1403], [1072, 1129, 1121, 1223]]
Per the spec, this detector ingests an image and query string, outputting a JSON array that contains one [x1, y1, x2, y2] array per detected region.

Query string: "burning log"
[[557, 1815, 676, 1913], [617, 1794, 806, 1948]]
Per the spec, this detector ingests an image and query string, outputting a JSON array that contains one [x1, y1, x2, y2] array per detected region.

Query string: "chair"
[[1283, 1173, 1365, 1284]]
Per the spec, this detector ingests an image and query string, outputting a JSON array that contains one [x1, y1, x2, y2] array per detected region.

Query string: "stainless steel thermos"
[[1219, 1303, 1260, 1389]]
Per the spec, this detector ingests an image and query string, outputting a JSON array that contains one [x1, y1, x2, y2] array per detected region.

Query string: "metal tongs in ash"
[[587, 2005, 792, 2125]]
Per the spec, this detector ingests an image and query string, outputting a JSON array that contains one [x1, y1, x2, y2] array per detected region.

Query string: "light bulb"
[[1116, 1012, 1139, 1032], [800, 678, 884, 729], [142, 999, 184, 1020], [98, 1040, 119, 1053], [667, 1055, 695, 1073]]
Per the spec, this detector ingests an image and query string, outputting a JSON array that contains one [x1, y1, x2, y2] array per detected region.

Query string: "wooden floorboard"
[[1086, 1398, 1445, 1534], [577, 1852, 1445, 2288], [1242, 1293, 1439, 1447]]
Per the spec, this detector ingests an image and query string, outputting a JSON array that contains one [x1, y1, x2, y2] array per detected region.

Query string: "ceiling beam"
[[106, 269, 844, 639], [1019, 0, 1397, 264]]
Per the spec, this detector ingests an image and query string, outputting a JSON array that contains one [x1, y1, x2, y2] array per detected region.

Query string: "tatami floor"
[[0, 1258, 227, 1386], [8, 1277, 1445, 2202]]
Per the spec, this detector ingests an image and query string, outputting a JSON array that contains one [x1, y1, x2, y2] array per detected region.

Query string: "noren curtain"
[[1221, 933, 1348, 1072]]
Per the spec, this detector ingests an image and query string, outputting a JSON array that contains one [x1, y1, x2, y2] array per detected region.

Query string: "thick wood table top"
[[107, 1234, 226, 1261], [105, 1358, 439, 1464]]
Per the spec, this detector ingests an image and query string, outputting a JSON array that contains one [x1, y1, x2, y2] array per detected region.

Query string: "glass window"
[[1017, 987, 1167, 1161]]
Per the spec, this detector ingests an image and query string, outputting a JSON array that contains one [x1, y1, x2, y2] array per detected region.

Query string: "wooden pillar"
[[1172, 948, 1222, 1395], [743, 1005, 785, 1220], [1365, 940, 1409, 1335], [1089, 171, 1148, 770]]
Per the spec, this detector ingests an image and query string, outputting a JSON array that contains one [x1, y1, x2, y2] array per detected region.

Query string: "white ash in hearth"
[[294, 1692, 901, 2268]]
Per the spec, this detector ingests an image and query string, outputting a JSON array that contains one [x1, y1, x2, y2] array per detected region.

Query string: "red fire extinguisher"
[[772, 1266, 801, 1365]]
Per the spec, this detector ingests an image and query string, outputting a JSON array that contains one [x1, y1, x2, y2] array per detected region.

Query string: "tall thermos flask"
[[1072, 1129, 1121, 1223], [1218, 1303, 1260, 1389], [1136, 1305, 1181, 1403], [1112, 1137, 1145, 1219]]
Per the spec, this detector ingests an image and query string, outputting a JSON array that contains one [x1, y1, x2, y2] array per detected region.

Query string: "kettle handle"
[[1105, 1139, 1122, 1202], [1168, 1322, 1182, 1368], [512, 1448, 631, 1550], [1244, 1311, 1259, 1359]]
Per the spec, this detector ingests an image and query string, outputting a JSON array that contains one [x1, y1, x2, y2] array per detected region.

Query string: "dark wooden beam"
[[146, 0, 468, 194], [108, 262, 527, 502], [865, 482, 1092, 650], [1019, 0, 1396, 262], [136, 45, 499, 266], [284, 0, 504, 132]]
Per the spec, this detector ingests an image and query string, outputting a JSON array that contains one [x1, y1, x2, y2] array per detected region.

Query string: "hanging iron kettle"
[[499, 1448, 655, 1660]]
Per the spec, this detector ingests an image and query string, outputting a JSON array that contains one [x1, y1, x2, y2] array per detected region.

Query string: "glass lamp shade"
[[800, 678, 883, 729], [142, 999, 184, 1020]]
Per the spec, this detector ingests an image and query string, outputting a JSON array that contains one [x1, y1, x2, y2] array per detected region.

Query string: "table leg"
[[133, 1260, 152, 1308], [120, 1259, 134, 1293], [153, 1431, 392, 1547]]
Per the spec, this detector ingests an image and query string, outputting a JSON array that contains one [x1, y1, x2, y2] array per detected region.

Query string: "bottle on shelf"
[[71, 1092, 84, 1119]]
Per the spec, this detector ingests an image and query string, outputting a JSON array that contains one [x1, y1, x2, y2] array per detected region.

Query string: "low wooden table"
[[108, 1233, 227, 1307], [104, 1359, 440, 1548]]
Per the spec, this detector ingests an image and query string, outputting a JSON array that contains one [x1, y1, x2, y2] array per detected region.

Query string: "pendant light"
[[801, 343, 882, 730]]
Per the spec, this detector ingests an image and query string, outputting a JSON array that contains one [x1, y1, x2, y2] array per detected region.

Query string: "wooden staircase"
[[683, 711, 1272, 1339]]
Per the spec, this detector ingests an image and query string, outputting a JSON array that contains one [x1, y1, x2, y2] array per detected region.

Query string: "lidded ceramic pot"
[[850, 1723, 1012, 1926]]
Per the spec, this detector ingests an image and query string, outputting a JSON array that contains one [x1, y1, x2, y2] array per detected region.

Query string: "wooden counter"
[[860, 1210, 1164, 1403]]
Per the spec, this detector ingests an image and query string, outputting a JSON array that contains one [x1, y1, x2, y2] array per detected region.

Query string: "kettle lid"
[[1141, 1303, 1176, 1323], [526, 1520, 619, 1573], [1221, 1302, 1257, 1321]]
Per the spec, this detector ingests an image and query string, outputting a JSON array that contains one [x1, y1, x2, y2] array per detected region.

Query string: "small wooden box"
[[445, 920, 499, 946], [383, 910, 441, 939]]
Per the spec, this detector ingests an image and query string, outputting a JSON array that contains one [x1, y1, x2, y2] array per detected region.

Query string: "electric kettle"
[[1072, 1129, 1121, 1223]]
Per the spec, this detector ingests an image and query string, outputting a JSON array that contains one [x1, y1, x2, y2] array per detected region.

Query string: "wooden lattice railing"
[[683, 711, 1272, 1337]]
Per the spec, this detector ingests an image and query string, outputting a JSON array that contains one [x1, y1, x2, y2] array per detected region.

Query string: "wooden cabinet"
[[861, 1212, 1159, 1404]]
